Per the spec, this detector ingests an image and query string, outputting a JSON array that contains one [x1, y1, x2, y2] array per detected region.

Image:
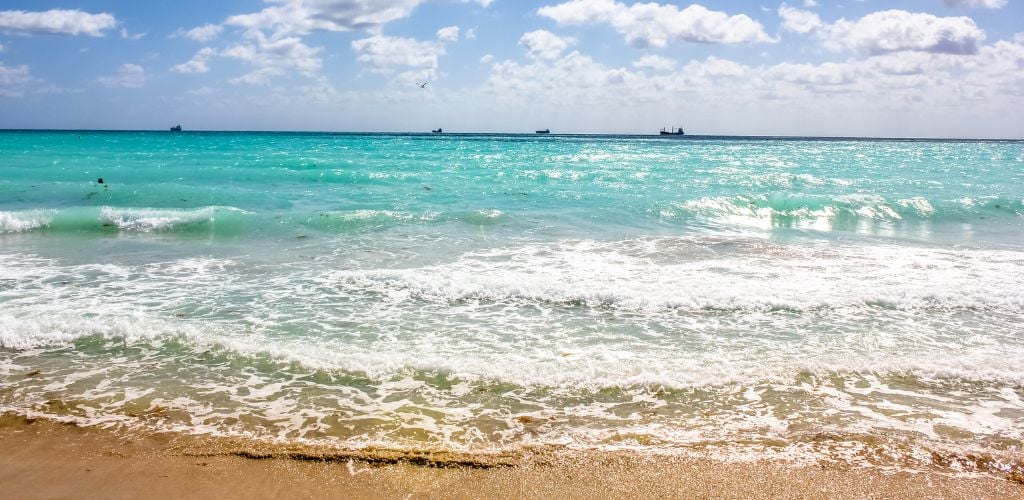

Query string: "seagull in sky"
[[416, 81, 428, 88]]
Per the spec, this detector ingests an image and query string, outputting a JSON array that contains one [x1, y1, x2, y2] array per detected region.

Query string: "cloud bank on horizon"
[[0, 0, 1021, 137]]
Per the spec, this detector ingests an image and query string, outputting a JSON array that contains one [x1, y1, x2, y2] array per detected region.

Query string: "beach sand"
[[1, 414, 1021, 499]]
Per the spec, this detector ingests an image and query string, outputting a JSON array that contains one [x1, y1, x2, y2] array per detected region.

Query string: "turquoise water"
[[2, 131, 1023, 470]]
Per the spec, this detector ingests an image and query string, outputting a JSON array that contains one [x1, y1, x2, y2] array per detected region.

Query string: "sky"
[[0, 0, 1022, 137]]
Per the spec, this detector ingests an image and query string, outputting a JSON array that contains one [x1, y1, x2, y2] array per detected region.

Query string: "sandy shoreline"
[[0, 413, 1021, 499]]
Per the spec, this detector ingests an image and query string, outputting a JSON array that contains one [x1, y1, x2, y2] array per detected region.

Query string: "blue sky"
[[1, 0, 1022, 137]]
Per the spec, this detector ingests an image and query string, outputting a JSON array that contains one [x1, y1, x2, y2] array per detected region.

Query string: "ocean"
[[1, 131, 1022, 472]]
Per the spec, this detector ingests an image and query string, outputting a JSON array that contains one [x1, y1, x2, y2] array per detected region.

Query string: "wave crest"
[[0, 206, 252, 234]]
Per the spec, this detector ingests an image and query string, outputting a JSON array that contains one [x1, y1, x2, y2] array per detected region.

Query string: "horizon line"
[[0, 128, 1021, 142]]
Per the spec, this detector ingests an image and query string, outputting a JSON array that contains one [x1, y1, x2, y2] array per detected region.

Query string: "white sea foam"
[[0, 210, 52, 233], [99, 206, 247, 231], [2, 237, 1023, 465], [326, 239, 1024, 313], [3, 238, 1024, 388]]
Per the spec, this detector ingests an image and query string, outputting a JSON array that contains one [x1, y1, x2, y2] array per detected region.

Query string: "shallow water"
[[1, 131, 1023, 472]]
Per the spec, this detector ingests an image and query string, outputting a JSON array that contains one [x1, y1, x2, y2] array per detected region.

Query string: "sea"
[[1, 131, 1022, 473]]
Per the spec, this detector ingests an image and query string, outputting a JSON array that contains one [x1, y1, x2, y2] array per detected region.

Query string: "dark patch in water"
[[206, 449, 514, 469], [0, 413, 37, 427]]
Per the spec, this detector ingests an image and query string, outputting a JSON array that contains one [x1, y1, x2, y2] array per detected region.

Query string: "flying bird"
[[416, 81, 428, 88]]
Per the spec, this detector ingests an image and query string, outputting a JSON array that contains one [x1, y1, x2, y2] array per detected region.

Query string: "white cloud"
[[943, 0, 1007, 8], [0, 9, 116, 37], [782, 8, 988, 55], [351, 26, 461, 82], [0, 61, 33, 97], [172, 47, 216, 74], [97, 64, 147, 89], [479, 33, 1024, 123], [351, 36, 440, 69], [226, 0, 425, 35], [778, 4, 822, 34], [436, 25, 459, 43], [764, 61, 858, 87], [537, 0, 775, 47], [351, 33, 447, 81], [480, 54, 494, 64], [519, 29, 575, 60], [632, 54, 676, 71], [182, 24, 223, 43], [295, 77, 339, 103], [223, 31, 323, 85], [120, 27, 146, 40], [222, 1, 452, 84], [822, 10, 986, 54], [680, 56, 748, 79], [803, 0, 818, 7], [465, 27, 477, 40], [488, 51, 638, 100]]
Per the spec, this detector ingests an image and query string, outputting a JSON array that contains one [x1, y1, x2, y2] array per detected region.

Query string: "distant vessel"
[[432, 128, 443, 133], [535, 129, 550, 134], [659, 127, 684, 136], [170, 125, 182, 132]]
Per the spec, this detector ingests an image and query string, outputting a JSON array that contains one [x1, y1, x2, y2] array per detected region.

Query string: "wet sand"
[[0, 414, 1021, 499]]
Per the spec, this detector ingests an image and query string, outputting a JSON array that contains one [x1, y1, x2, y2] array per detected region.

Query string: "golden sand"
[[0, 414, 1021, 499]]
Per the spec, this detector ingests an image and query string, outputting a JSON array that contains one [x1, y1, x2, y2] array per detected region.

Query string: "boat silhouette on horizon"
[[659, 127, 684, 136], [170, 125, 182, 132]]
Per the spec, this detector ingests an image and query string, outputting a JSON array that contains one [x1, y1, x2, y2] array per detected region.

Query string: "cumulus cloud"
[[226, 0, 426, 35], [680, 56, 748, 79], [519, 30, 575, 59], [0, 61, 33, 97], [488, 51, 635, 98], [436, 25, 459, 43], [172, 47, 216, 74], [352, 35, 441, 70], [764, 61, 858, 87], [781, 8, 988, 55], [223, 31, 323, 84], [479, 31, 1024, 122], [0, 9, 116, 37], [222, 1, 476, 84], [354, 38, 444, 84], [822, 10, 986, 54], [181, 24, 223, 42], [943, 0, 1007, 8], [632, 54, 676, 71], [778, 4, 822, 34], [97, 64, 147, 89], [486, 52, 759, 107], [227, 0, 492, 36], [537, 0, 775, 47], [350, 25, 464, 82]]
